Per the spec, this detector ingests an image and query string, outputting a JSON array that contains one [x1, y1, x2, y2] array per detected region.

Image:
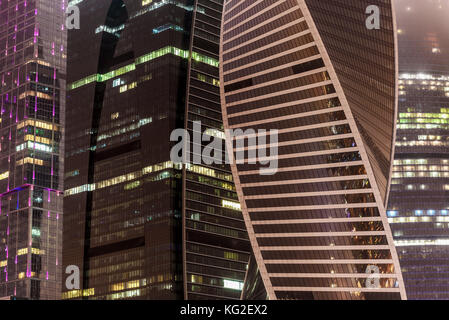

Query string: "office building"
[[0, 0, 66, 299], [387, 0, 449, 300], [220, 0, 406, 300], [63, 0, 250, 300]]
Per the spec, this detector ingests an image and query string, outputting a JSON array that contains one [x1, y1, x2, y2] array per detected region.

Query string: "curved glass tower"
[[220, 0, 406, 300], [387, 0, 449, 300]]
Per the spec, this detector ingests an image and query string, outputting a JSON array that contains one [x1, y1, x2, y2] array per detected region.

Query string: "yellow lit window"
[[17, 158, 44, 166], [17, 248, 28, 256], [0, 171, 9, 180], [222, 199, 241, 211], [24, 135, 51, 145], [111, 283, 125, 292], [224, 251, 239, 261]]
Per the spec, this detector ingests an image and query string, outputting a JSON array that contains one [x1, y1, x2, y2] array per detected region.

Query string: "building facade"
[[62, 0, 250, 300], [220, 0, 406, 300], [0, 0, 66, 299], [387, 0, 449, 300]]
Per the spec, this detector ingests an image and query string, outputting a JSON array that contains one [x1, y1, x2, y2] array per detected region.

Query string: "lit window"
[[223, 279, 243, 290]]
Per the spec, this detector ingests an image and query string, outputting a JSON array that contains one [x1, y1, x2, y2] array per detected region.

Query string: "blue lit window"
[[387, 210, 398, 217]]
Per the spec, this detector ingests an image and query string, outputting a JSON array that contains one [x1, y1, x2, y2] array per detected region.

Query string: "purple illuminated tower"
[[0, 0, 66, 299]]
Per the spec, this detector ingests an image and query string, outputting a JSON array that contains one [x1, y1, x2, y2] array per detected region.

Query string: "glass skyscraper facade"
[[62, 0, 250, 300], [0, 0, 66, 299], [387, 0, 449, 300], [220, 0, 406, 300]]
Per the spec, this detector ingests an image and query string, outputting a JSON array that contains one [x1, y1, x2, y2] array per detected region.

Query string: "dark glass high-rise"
[[62, 0, 250, 300]]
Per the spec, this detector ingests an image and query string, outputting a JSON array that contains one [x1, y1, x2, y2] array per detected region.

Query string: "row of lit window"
[[399, 89, 449, 97], [110, 278, 146, 292], [16, 157, 44, 166], [185, 163, 233, 182], [399, 73, 449, 81], [388, 210, 448, 217], [66, 162, 233, 196], [393, 165, 449, 171], [417, 135, 443, 140], [397, 124, 449, 130], [16, 141, 53, 153], [107, 289, 141, 300], [399, 88, 449, 97], [388, 216, 449, 224], [24, 134, 51, 145], [17, 119, 59, 131], [18, 91, 53, 101], [399, 111, 449, 119], [399, 85, 449, 91], [222, 199, 241, 211], [17, 272, 37, 279], [17, 248, 45, 255], [399, 118, 449, 125], [153, 23, 184, 34], [392, 172, 449, 178], [69, 47, 218, 90], [25, 58, 51, 67], [399, 80, 449, 86], [62, 288, 95, 299], [118, 74, 152, 94], [396, 141, 449, 147], [95, 24, 125, 36], [197, 73, 220, 87], [394, 239, 449, 247], [393, 183, 449, 190], [204, 128, 225, 140], [98, 118, 152, 142], [119, 81, 137, 93], [124, 181, 141, 191], [190, 274, 243, 291], [394, 159, 431, 165], [0, 171, 9, 180], [131, 0, 199, 21]]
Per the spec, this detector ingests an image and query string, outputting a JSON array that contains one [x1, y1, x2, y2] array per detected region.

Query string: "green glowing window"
[[69, 47, 219, 90]]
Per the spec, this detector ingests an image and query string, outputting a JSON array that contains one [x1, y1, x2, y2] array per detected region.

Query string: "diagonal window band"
[[68, 46, 219, 90]]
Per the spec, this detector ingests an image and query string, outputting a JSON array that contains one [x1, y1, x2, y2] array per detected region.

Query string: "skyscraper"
[[0, 0, 66, 299], [387, 0, 449, 300], [62, 0, 250, 300], [220, 0, 406, 300]]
